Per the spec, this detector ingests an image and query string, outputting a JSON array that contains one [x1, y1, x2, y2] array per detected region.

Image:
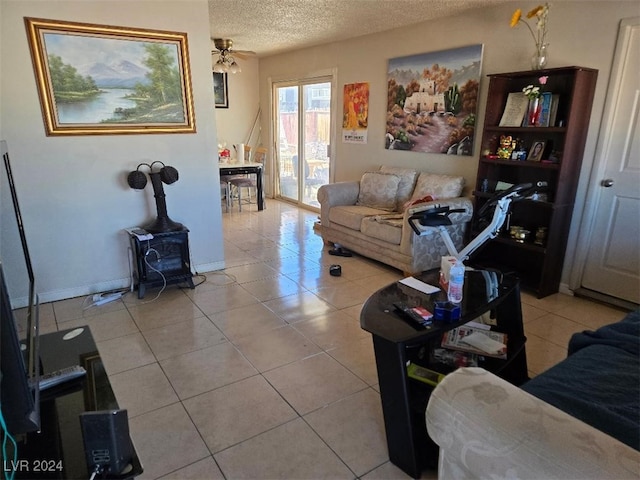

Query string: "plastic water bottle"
[[448, 260, 465, 304]]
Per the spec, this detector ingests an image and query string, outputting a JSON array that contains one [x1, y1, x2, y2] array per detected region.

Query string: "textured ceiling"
[[208, 0, 512, 57]]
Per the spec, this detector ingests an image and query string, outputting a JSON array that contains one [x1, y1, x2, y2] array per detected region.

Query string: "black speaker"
[[80, 409, 133, 476]]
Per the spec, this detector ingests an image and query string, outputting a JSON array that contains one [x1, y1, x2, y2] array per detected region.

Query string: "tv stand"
[[13, 328, 142, 479]]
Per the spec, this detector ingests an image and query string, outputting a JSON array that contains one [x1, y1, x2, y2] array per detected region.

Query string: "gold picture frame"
[[24, 17, 196, 136]]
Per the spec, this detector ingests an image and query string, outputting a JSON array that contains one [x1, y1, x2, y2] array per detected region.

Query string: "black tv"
[[0, 263, 40, 435], [0, 140, 40, 435]]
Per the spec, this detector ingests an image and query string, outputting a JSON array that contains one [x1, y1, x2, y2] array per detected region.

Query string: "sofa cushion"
[[356, 171, 401, 211], [409, 172, 464, 202], [329, 205, 387, 231], [379, 166, 418, 211], [361, 216, 403, 245]]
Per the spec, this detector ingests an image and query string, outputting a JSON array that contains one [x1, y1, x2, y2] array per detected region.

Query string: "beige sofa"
[[317, 166, 473, 275], [426, 367, 640, 479]]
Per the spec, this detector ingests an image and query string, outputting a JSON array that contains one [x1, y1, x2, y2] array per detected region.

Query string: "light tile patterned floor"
[[31, 200, 629, 479]]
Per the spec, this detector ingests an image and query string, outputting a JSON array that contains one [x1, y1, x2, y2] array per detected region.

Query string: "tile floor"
[[28, 200, 629, 479]]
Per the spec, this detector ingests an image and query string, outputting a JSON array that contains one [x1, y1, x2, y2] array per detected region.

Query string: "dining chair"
[[220, 178, 232, 212], [220, 146, 251, 211], [229, 146, 266, 211]]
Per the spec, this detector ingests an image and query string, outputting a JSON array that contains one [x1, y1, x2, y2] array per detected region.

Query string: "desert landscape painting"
[[386, 44, 483, 155]]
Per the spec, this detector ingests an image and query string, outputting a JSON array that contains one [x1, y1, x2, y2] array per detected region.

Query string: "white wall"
[[213, 57, 261, 156], [0, 0, 224, 305], [257, 1, 639, 290]]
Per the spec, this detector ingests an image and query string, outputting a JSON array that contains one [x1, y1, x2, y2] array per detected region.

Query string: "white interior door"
[[580, 17, 640, 303]]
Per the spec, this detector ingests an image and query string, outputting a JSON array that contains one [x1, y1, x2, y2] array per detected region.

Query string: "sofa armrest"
[[399, 197, 472, 257], [426, 368, 640, 480], [317, 181, 360, 228]]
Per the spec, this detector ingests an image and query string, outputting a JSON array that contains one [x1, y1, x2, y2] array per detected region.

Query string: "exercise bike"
[[408, 182, 548, 264]]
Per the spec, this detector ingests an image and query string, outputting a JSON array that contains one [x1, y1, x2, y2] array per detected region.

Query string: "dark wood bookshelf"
[[471, 66, 598, 298]]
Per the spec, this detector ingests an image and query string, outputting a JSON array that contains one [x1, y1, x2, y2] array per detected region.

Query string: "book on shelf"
[[499, 92, 529, 127], [549, 94, 560, 127], [538, 92, 553, 127], [441, 325, 507, 359]]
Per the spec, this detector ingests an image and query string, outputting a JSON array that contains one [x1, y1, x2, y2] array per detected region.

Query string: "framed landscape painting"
[[24, 17, 196, 136], [213, 72, 228, 108]]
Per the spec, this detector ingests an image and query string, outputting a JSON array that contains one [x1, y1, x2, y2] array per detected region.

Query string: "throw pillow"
[[357, 172, 401, 211], [379, 166, 418, 210], [409, 173, 464, 203]]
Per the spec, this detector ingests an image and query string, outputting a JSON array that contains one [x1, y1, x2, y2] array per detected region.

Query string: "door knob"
[[601, 179, 614, 187]]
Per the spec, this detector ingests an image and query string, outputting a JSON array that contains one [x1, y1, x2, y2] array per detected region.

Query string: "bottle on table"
[[447, 260, 465, 304]]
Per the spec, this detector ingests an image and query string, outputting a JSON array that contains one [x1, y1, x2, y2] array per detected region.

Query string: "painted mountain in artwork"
[[78, 60, 150, 88], [389, 61, 481, 87], [450, 61, 481, 85]]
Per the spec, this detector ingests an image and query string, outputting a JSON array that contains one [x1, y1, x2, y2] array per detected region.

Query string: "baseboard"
[[11, 261, 226, 308], [35, 277, 132, 306], [573, 287, 638, 311], [192, 261, 225, 274], [558, 282, 574, 297]]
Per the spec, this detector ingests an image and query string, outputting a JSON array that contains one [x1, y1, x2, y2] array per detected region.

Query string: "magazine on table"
[[441, 325, 507, 359], [430, 348, 480, 368]]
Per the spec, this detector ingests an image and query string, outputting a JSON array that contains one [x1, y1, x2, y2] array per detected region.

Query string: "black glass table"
[[361, 268, 528, 478], [15, 327, 143, 479]]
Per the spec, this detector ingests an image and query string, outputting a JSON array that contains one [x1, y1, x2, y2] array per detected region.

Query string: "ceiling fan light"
[[213, 58, 228, 73], [228, 60, 241, 74], [212, 38, 249, 74]]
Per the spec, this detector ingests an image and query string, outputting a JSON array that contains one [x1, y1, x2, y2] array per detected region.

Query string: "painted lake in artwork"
[[55, 88, 136, 124]]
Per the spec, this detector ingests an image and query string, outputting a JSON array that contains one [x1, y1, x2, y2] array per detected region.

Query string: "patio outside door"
[[275, 79, 331, 208]]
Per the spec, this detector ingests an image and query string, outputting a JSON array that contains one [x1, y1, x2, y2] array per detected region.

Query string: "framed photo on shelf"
[[528, 140, 546, 162], [24, 17, 196, 136], [213, 72, 228, 108]]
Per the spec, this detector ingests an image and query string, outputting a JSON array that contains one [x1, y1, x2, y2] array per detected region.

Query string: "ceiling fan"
[[211, 38, 255, 74]]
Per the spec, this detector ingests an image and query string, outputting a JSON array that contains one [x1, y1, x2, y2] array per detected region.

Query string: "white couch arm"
[[399, 197, 472, 258], [426, 368, 640, 480], [317, 181, 360, 228]]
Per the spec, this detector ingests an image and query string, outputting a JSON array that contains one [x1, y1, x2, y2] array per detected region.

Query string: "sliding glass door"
[[274, 78, 332, 208]]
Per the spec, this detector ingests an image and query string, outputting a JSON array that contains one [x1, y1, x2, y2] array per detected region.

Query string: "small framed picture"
[[528, 140, 546, 162], [213, 72, 228, 108]]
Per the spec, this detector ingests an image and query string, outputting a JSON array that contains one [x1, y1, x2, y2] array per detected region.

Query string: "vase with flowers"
[[510, 3, 550, 70], [523, 76, 548, 126]]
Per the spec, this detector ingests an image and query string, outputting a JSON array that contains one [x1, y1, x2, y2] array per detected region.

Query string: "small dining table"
[[219, 161, 265, 211]]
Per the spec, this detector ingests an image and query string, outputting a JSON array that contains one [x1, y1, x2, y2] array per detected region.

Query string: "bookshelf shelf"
[[479, 157, 561, 170], [484, 126, 567, 134]]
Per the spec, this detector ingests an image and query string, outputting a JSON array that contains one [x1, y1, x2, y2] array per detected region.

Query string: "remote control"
[[393, 303, 433, 328], [35, 365, 87, 390]]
